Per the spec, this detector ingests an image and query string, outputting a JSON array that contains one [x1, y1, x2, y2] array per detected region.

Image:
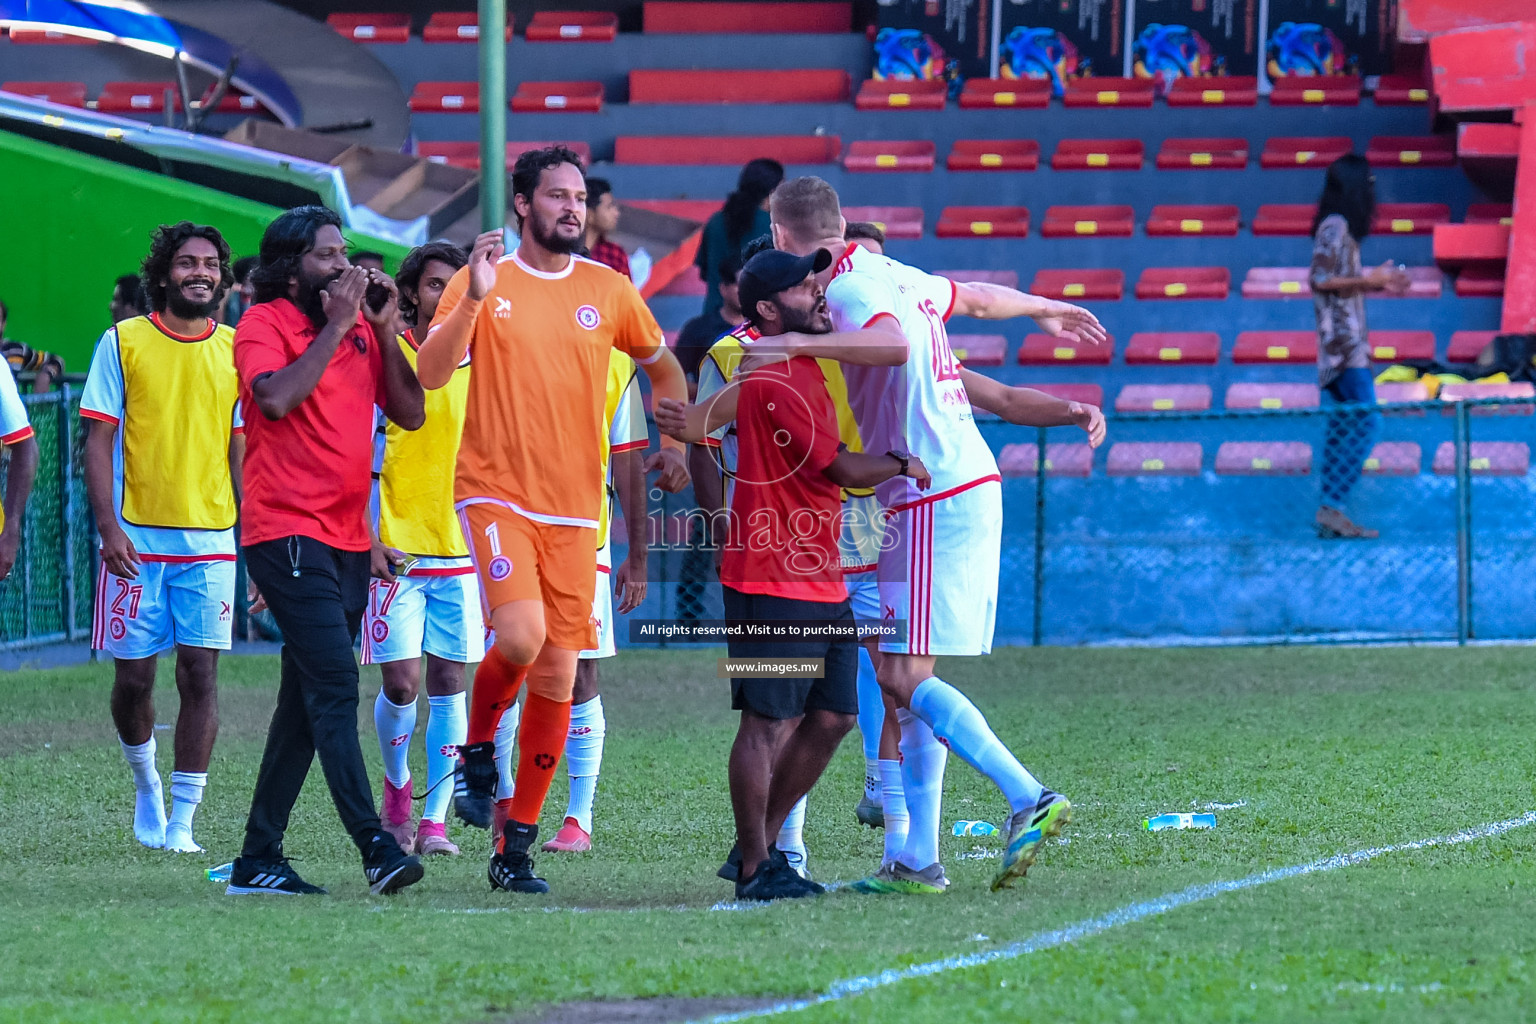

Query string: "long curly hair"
[[721, 158, 784, 250], [140, 222, 234, 313], [250, 205, 344, 305], [395, 242, 468, 326]]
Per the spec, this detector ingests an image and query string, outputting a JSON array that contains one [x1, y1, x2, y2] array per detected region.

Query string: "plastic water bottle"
[[1144, 812, 1217, 831], [206, 861, 233, 883], [952, 820, 999, 837]]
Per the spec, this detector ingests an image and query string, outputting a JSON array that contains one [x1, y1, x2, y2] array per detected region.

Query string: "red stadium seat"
[[1252, 204, 1317, 236], [423, 12, 513, 42], [1051, 139, 1143, 171], [1146, 205, 1239, 236], [1366, 135, 1456, 168], [209, 89, 265, 114], [1455, 267, 1505, 297], [510, 81, 604, 113], [1434, 223, 1509, 269], [1362, 441, 1422, 475], [1023, 383, 1104, 407], [1135, 267, 1230, 300], [1369, 330, 1435, 362], [998, 442, 1094, 477], [1467, 203, 1513, 225], [1457, 123, 1519, 177], [1269, 75, 1360, 106], [841, 205, 923, 239], [1433, 441, 1530, 475], [97, 81, 179, 113], [1373, 203, 1450, 235], [1215, 442, 1312, 475], [630, 70, 849, 105], [419, 141, 593, 171], [1124, 332, 1220, 365], [1017, 332, 1115, 365], [6, 28, 95, 43], [949, 334, 1008, 366], [1241, 267, 1311, 299], [843, 140, 934, 172], [1447, 330, 1498, 362], [616, 135, 839, 165], [1114, 384, 1212, 413], [526, 11, 618, 41], [409, 82, 479, 113], [643, 2, 852, 33], [1040, 205, 1133, 238], [947, 139, 1039, 172], [1156, 137, 1247, 170], [1260, 136, 1352, 169], [935, 270, 1019, 289], [1166, 76, 1258, 106], [1, 80, 87, 106], [1230, 330, 1316, 364], [1029, 269, 1124, 301], [1376, 382, 1431, 404], [1375, 73, 1431, 105], [1225, 383, 1320, 410], [855, 78, 945, 110], [326, 13, 409, 42], [958, 78, 1050, 109], [1063, 77, 1154, 107], [935, 206, 1029, 238], [1106, 442, 1202, 476], [1439, 382, 1536, 415]]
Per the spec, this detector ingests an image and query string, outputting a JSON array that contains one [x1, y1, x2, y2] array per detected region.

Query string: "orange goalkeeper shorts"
[[457, 500, 599, 652]]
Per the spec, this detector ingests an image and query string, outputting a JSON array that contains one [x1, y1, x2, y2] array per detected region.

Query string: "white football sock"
[[909, 676, 1042, 815], [855, 646, 884, 802], [423, 693, 467, 824], [879, 758, 908, 865], [373, 691, 416, 789], [562, 695, 606, 832], [165, 771, 206, 852], [119, 735, 166, 849], [776, 794, 808, 861], [494, 699, 521, 801], [896, 709, 947, 871]]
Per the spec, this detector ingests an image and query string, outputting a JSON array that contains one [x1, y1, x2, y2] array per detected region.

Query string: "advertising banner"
[[1129, 0, 1261, 93], [996, 0, 1129, 93], [1264, 0, 1398, 79], [873, 0, 1000, 84]]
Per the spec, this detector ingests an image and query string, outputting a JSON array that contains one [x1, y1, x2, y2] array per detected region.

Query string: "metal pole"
[[1454, 400, 1472, 645], [1032, 426, 1047, 647], [58, 389, 78, 640], [478, 0, 507, 233]]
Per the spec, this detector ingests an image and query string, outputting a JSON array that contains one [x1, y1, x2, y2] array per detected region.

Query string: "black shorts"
[[722, 586, 860, 720]]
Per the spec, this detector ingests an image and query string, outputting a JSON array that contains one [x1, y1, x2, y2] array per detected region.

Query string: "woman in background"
[[695, 158, 783, 319]]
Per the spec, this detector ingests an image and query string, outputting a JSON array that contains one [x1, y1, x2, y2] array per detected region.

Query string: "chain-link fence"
[[639, 395, 1536, 647]]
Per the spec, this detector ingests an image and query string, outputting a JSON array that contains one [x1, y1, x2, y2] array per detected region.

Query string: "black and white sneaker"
[[362, 832, 425, 896], [453, 741, 497, 829], [488, 821, 550, 894], [736, 859, 821, 901], [225, 856, 327, 896]]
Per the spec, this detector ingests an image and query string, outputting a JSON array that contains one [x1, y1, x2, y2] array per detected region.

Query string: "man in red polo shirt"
[[227, 206, 427, 898], [718, 248, 930, 901]]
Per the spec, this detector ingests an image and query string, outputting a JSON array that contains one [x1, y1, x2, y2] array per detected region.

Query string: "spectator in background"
[[696, 158, 783, 319], [844, 221, 887, 255], [584, 177, 631, 280], [1310, 154, 1409, 540], [224, 255, 259, 327], [673, 251, 743, 397], [352, 251, 386, 274], [0, 298, 66, 393], [110, 274, 149, 324]]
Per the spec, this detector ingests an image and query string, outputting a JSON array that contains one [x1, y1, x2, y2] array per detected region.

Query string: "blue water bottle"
[[206, 861, 234, 882], [1144, 813, 1216, 831], [952, 820, 1000, 837]]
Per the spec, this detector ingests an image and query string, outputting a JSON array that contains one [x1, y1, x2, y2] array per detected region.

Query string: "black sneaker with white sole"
[[736, 859, 821, 901], [361, 832, 425, 896], [453, 740, 497, 829], [225, 856, 327, 896], [488, 820, 550, 894]]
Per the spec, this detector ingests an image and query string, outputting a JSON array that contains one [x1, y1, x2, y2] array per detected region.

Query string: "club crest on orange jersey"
[[575, 304, 601, 330]]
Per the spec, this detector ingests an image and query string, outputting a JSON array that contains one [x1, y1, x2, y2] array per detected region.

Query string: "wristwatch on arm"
[[887, 450, 911, 478]]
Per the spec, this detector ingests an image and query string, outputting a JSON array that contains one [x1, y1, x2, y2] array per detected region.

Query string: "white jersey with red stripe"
[[824, 242, 999, 511]]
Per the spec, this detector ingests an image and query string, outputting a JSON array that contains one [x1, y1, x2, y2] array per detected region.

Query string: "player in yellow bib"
[[363, 243, 478, 857], [81, 222, 242, 854]]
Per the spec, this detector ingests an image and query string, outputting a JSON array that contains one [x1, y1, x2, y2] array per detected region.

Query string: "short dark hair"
[[250, 205, 344, 304], [740, 234, 774, 261], [139, 221, 234, 315], [231, 255, 259, 284], [845, 221, 886, 248], [718, 250, 744, 285], [585, 177, 613, 208], [511, 145, 587, 227], [352, 250, 385, 265], [395, 241, 468, 326], [113, 274, 149, 313]]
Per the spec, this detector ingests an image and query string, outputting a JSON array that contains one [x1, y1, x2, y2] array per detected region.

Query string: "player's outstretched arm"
[[952, 281, 1108, 347], [639, 348, 691, 491], [749, 318, 909, 366], [655, 382, 741, 444], [960, 368, 1107, 447], [823, 448, 931, 490], [0, 434, 37, 581], [417, 230, 502, 389]]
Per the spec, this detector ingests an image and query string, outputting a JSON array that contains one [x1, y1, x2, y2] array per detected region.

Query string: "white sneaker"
[[134, 783, 167, 849], [164, 822, 203, 853]]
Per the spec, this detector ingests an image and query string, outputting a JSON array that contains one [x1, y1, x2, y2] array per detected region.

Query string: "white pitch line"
[[690, 810, 1536, 1024]]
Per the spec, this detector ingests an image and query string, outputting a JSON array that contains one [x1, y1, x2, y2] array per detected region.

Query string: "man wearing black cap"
[[717, 248, 930, 900]]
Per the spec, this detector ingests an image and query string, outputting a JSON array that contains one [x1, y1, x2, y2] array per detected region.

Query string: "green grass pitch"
[[2, 646, 1534, 1023]]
